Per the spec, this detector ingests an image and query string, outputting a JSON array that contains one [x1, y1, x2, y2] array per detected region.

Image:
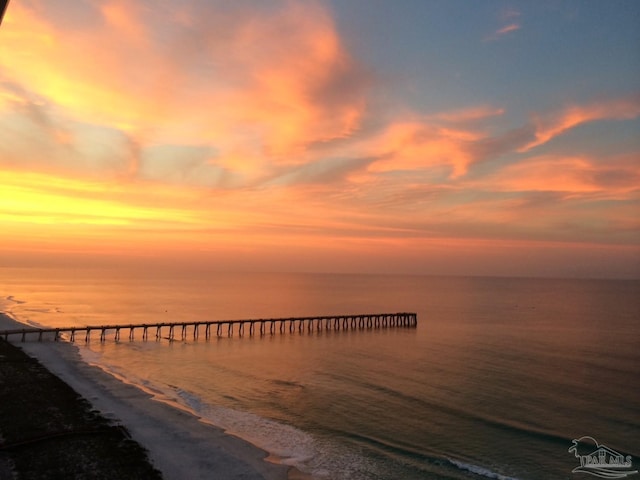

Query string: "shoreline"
[[0, 312, 302, 480]]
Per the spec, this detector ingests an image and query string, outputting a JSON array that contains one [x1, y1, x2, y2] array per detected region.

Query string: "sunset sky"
[[1, 1, 639, 278]]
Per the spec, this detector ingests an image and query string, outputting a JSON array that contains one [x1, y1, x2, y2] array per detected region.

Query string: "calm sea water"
[[1, 267, 639, 479]]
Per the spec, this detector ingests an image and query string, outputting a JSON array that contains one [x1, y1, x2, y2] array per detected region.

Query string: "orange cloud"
[[228, 2, 368, 156], [0, 0, 370, 183], [478, 153, 640, 198], [363, 121, 481, 178], [523, 94, 640, 151], [100, 0, 149, 44], [0, 2, 162, 131]]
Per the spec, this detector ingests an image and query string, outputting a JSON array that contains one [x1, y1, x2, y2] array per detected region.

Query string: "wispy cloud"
[[501, 7, 521, 21], [522, 94, 640, 151], [485, 8, 521, 42], [476, 153, 640, 197], [484, 23, 521, 42], [497, 23, 520, 36]]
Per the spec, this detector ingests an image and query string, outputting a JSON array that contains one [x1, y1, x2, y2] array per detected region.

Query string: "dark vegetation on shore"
[[0, 339, 162, 480]]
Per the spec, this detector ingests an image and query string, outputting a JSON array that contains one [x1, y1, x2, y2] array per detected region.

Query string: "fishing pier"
[[0, 312, 417, 343]]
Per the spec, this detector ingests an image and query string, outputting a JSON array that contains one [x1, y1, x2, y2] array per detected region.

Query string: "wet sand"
[[0, 312, 294, 480]]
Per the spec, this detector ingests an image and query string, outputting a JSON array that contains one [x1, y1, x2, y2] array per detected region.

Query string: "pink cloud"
[[496, 23, 521, 36], [361, 120, 481, 178], [477, 153, 640, 198], [0, 0, 371, 183], [522, 94, 640, 151], [485, 22, 521, 42]]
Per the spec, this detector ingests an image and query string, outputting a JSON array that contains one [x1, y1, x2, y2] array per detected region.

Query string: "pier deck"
[[0, 312, 417, 343]]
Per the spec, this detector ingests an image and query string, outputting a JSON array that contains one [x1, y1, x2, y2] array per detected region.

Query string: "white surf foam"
[[171, 386, 318, 467], [448, 458, 522, 480], [74, 346, 321, 474]]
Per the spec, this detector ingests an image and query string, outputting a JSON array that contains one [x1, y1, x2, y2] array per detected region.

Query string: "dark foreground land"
[[0, 339, 162, 480]]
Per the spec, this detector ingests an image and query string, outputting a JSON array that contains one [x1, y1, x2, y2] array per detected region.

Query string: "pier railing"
[[0, 313, 417, 343]]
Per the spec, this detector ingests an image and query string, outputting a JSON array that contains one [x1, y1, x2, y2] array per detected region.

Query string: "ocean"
[[1, 267, 638, 479]]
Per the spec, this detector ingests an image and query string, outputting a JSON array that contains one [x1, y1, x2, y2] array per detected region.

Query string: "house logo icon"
[[569, 436, 637, 478]]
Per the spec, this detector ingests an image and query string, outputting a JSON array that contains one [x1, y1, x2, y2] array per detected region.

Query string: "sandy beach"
[[0, 312, 292, 480]]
